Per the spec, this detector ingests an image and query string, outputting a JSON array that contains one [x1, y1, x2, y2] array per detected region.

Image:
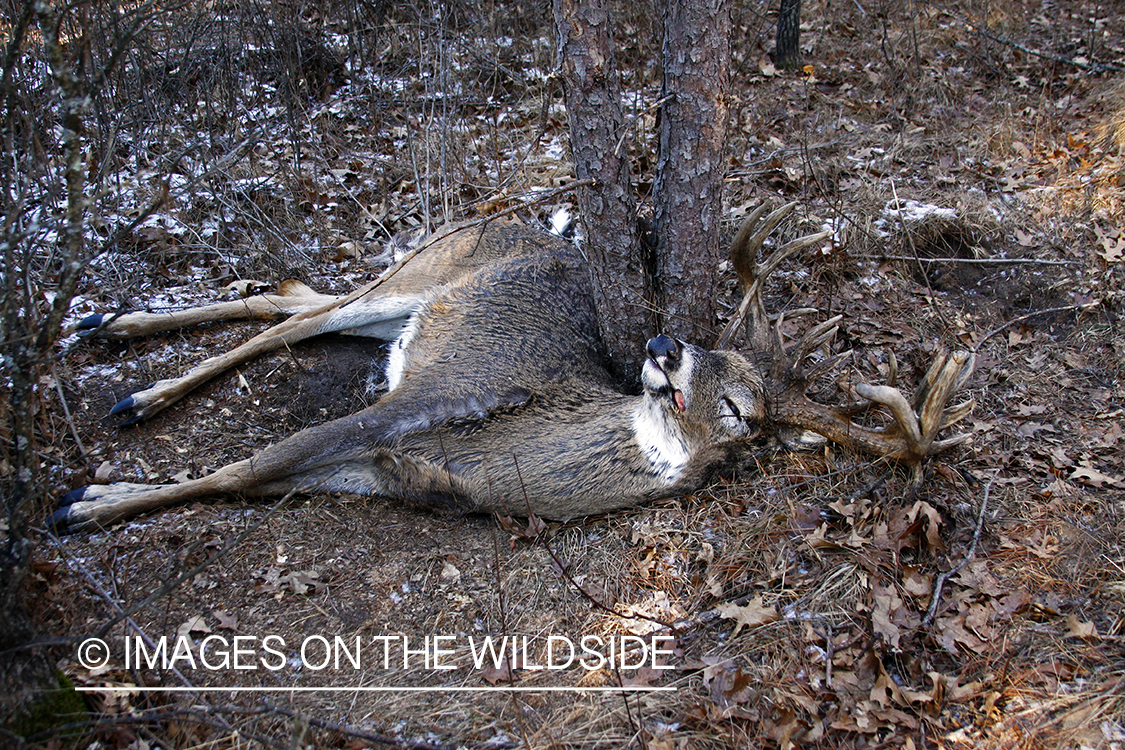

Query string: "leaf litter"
[[22, 0, 1125, 747]]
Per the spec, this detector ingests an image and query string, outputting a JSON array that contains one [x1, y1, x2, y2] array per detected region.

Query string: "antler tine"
[[789, 314, 843, 366], [886, 350, 898, 388], [940, 399, 976, 431], [729, 201, 776, 293], [916, 351, 975, 443], [803, 349, 853, 384], [717, 202, 831, 350], [772, 313, 850, 385], [758, 229, 832, 284], [719, 202, 794, 350], [852, 383, 925, 449], [853, 350, 975, 463], [911, 349, 974, 412]]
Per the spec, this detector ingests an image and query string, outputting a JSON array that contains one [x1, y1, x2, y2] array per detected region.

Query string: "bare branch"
[[923, 474, 994, 628]]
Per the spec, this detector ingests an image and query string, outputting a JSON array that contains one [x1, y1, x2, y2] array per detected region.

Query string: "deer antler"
[[717, 202, 831, 350], [720, 202, 975, 479]]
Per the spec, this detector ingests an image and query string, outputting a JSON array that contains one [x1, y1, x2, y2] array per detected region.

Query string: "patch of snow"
[[139, 213, 191, 236], [875, 199, 958, 236], [541, 135, 568, 161]]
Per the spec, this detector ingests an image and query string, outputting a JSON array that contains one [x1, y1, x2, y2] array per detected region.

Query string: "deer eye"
[[720, 396, 761, 438], [719, 397, 742, 421]]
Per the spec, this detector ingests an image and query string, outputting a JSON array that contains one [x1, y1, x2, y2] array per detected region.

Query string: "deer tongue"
[[674, 390, 686, 412]]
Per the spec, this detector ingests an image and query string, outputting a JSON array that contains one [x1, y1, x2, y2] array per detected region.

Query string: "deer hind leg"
[[104, 291, 424, 425], [75, 280, 341, 339]]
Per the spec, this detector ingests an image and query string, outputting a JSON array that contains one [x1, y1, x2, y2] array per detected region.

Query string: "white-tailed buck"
[[51, 204, 975, 533]]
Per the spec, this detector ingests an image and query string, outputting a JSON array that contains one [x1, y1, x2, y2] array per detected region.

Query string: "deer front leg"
[[50, 406, 389, 532]]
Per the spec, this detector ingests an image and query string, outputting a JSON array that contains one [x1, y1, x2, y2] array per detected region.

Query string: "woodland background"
[[1, 0, 1123, 747]]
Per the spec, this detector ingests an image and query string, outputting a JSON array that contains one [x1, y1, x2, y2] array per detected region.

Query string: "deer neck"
[[630, 394, 693, 484]]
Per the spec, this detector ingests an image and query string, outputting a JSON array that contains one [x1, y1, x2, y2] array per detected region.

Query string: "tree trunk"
[[651, 0, 732, 345], [775, 0, 802, 71], [552, 0, 651, 380], [0, 0, 93, 727]]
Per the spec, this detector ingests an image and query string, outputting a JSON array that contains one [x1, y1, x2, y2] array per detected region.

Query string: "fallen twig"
[[23, 707, 283, 749], [976, 302, 1099, 349], [51, 363, 87, 457], [923, 474, 994, 628], [861, 255, 1076, 266], [260, 702, 482, 750], [967, 23, 1125, 74], [59, 548, 204, 693]]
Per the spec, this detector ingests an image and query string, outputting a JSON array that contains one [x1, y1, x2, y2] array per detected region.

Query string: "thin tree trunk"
[[1, 0, 92, 725], [775, 0, 803, 71], [553, 0, 651, 380], [652, 0, 732, 344]]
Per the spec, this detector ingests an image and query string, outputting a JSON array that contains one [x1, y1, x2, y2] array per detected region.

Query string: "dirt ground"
[[17, 0, 1125, 747]]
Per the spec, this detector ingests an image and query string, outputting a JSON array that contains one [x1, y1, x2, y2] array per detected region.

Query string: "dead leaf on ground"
[[480, 653, 522, 686], [1070, 462, 1124, 488], [1064, 614, 1100, 639], [716, 596, 780, 637], [177, 614, 211, 638], [212, 609, 239, 630]]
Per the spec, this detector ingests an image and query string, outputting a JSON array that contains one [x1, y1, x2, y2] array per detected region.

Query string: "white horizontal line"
[[77, 686, 676, 693]]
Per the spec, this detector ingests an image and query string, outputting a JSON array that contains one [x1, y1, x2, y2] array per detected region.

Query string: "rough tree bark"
[[554, 0, 732, 367], [552, 0, 651, 380], [775, 0, 803, 71], [651, 0, 732, 345]]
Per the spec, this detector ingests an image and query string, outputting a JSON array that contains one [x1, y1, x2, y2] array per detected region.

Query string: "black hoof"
[[60, 486, 88, 507], [109, 396, 135, 416], [110, 396, 145, 425], [76, 314, 106, 336], [47, 506, 75, 532]]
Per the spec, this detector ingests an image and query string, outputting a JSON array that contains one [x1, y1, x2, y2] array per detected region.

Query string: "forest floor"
[[19, 0, 1125, 747]]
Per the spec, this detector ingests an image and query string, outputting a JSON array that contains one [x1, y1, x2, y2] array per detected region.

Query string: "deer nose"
[[646, 334, 680, 362]]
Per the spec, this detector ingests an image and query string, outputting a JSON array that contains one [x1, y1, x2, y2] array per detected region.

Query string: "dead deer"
[[50, 204, 974, 533]]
